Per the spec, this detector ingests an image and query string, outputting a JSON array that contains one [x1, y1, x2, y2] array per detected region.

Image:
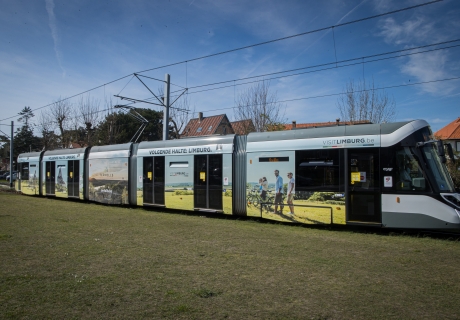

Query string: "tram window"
[[170, 162, 189, 168], [394, 147, 427, 191], [21, 163, 29, 181], [295, 150, 341, 191]]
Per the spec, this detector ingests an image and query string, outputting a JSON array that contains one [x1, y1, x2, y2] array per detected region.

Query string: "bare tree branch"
[[234, 81, 286, 132], [337, 78, 396, 124], [49, 98, 72, 148], [78, 95, 100, 146]]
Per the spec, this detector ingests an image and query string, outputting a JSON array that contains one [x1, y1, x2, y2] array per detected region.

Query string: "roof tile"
[[435, 117, 460, 139]]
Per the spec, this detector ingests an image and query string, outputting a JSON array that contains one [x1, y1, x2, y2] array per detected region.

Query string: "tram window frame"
[[21, 162, 29, 181], [295, 149, 342, 191], [170, 161, 189, 168], [380, 146, 431, 193]]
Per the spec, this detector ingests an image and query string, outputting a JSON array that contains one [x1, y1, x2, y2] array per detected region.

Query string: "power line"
[[201, 76, 460, 113], [0, 0, 444, 123], [186, 39, 460, 91], [7, 76, 460, 135], [134, 0, 442, 75], [0, 74, 132, 122], [5, 40, 458, 129], [186, 42, 460, 95]]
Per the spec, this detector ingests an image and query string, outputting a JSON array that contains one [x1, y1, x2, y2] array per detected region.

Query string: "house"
[[181, 113, 256, 138], [230, 119, 256, 135], [434, 117, 460, 152], [285, 119, 372, 130]]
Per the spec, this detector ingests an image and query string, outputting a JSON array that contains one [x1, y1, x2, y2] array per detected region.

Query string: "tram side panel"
[[246, 138, 347, 225], [166, 154, 195, 211], [88, 147, 131, 205], [41, 150, 86, 199], [136, 140, 233, 214], [16, 152, 42, 195], [88, 156, 129, 205], [380, 145, 460, 230]]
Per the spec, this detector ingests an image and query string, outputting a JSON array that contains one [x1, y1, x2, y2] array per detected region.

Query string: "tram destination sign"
[[138, 143, 232, 157], [42, 153, 82, 161]]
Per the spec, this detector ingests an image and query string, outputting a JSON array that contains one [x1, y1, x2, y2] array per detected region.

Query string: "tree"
[[49, 98, 72, 148], [78, 95, 100, 146], [15, 107, 41, 154], [234, 80, 286, 132], [37, 111, 60, 150], [96, 107, 162, 145], [18, 107, 34, 127], [337, 78, 396, 124], [446, 157, 460, 189], [14, 126, 41, 154]]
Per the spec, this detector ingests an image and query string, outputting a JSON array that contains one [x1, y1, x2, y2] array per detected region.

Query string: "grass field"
[[1, 191, 460, 319]]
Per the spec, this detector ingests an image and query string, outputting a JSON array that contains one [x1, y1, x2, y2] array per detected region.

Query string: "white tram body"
[[15, 120, 460, 231]]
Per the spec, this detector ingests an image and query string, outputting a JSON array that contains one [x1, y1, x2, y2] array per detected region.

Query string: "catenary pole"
[[163, 74, 170, 141], [9, 121, 13, 188]]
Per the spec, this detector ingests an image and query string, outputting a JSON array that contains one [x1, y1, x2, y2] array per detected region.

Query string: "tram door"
[[18, 162, 29, 191], [347, 149, 381, 223], [45, 161, 56, 195], [143, 156, 165, 205], [194, 154, 223, 210], [68, 160, 80, 198]]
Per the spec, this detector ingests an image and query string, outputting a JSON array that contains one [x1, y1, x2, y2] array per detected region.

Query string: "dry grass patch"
[[1, 193, 460, 319]]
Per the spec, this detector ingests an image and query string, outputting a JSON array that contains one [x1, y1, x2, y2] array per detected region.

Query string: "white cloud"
[[377, 13, 459, 96], [401, 51, 456, 95], [379, 17, 436, 45], [45, 0, 65, 78]]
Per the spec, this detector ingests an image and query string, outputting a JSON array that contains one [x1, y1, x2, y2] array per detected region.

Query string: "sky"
[[0, 0, 459, 138]]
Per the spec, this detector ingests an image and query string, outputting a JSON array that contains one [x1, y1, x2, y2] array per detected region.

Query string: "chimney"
[[292, 120, 296, 129], [198, 112, 203, 122]]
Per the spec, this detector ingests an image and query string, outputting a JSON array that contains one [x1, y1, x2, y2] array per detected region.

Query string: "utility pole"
[[10, 121, 13, 188], [163, 73, 170, 141]]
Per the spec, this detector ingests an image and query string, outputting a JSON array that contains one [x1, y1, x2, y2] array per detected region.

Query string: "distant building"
[[434, 117, 460, 152], [69, 142, 86, 149], [230, 119, 256, 135], [285, 119, 372, 130], [181, 114, 373, 138], [181, 112, 256, 138]]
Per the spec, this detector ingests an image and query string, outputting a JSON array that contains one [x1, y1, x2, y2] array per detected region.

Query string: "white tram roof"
[[246, 120, 429, 150], [88, 143, 132, 159], [17, 151, 43, 163], [18, 151, 43, 159]]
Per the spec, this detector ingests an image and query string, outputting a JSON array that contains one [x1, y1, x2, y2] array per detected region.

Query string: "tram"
[[15, 119, 460, 231]]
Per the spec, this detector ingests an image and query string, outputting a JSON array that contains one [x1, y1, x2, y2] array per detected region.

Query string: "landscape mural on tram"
[[136, 143, 233, 213], [17, 155, 40, 196], [246, 149, 346, 225], [88, 157, 129, 204], [41, 152, 85, 199]]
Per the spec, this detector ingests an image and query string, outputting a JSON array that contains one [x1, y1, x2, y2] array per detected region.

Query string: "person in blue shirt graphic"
[[273, 169, 284, 214]]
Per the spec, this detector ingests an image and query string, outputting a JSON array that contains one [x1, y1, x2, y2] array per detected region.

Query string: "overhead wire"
[[0, 0, 445, 123], [186, 42, 460, 95], [201, 76, 460, 114], [185, 39, 460, 91], [134, 0, 442, 75]]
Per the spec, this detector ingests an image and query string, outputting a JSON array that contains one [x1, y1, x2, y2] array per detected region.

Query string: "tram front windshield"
[[421, 144, 456, 193]]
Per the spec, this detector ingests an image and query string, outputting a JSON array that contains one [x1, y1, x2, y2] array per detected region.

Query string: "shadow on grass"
[[9, 192, 460, 241]]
